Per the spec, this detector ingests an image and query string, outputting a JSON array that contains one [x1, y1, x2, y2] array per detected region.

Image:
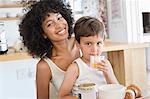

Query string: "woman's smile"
[[57, 28, 66, 35]]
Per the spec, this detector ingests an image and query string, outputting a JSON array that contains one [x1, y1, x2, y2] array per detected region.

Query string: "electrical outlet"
[[28, 68, 35, 78], [16, 68, 28, 80], [16, 67, 36, 80]]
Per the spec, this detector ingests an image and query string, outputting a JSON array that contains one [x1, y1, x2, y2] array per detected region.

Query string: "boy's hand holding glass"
[[90, 55, 110, 73], [90, 55, 105, 69], [90, 55, 114, 77]]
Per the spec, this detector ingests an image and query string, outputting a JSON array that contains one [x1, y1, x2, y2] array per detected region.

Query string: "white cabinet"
[[0, 59, 38, 99]]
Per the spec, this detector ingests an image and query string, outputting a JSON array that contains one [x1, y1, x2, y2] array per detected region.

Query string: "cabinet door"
[[0, 59, 38, 99]]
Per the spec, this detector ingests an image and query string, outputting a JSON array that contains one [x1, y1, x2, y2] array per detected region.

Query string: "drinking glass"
[[90, 55, 105, 68]]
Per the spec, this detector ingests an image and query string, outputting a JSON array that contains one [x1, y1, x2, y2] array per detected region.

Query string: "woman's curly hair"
[[19, 0, 74, 58]]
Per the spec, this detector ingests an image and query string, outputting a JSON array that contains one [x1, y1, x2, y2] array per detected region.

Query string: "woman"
[[19, 0, 79, 99]]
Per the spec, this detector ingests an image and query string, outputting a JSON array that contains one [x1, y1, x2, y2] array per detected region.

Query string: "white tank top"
[[44, 57, 65, 99], [72, 58, 107, 95]]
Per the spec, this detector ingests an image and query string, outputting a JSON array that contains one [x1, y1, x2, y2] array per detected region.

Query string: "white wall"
[[107, 0, 140, 43], [0, 59, 38, 99], [107, 0, 127, 42]]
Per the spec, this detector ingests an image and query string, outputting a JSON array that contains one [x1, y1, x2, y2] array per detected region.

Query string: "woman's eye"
[[58, 14, 63, 20], [58, 17, 62, 20], [47, 24, 51, 27], [47, 21, 53, 27]]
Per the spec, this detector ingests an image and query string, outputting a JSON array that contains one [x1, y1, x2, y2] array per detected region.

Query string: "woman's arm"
[[36, 59, 52, 99], [69, 37, 80, 59], [58, 63, 79, 99]]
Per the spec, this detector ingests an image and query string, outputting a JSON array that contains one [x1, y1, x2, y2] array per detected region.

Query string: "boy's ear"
[[75, 41, 83, 57]]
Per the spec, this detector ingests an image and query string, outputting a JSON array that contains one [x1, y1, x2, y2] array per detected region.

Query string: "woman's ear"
[[43, 34, 47, 39]]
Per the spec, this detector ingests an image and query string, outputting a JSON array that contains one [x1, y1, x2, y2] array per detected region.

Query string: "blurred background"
[[0, 0, 150, 99]]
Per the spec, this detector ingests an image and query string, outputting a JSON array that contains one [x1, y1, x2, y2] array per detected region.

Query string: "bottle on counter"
[[0, 22, 8, 54]]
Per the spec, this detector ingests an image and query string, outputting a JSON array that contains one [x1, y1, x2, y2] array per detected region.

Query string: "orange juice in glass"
[[90, 55, 105, 68]]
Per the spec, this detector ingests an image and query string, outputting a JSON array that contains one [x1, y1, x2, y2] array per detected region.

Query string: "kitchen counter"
[[103, 42, 149, 89], [103, 42, 149, 52], [0, 42, 149, 89], [0, 52, 32, 61]]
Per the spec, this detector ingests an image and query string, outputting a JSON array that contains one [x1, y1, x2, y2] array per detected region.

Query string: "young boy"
[[58, 16, 118, 99]]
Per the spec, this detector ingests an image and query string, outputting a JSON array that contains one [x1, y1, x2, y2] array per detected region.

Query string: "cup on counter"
[[90, 55, 105, 69], [98, 84, 126, 99]]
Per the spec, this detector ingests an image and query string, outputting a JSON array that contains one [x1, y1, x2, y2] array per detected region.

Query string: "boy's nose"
[[90, 45, 98, 55]]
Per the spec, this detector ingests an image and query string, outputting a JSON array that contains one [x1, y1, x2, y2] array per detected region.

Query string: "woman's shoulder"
[[37, 59, 48, 68], [36, 59, 52, 77], [36, 59, 52, 87]]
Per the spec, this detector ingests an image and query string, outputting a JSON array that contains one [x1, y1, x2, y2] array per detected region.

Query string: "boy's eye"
[[97, 41, 103, 46], [86, 42, 92, 46]]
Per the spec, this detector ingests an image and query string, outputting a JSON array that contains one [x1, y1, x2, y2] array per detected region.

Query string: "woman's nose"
[[55, 21, 62, 28]]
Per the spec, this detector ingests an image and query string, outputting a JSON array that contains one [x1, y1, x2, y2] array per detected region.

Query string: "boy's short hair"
[[74, 16, 106, 43]]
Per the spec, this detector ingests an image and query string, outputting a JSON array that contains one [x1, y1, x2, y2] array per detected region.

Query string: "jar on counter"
[[77, 83, 98, 99]]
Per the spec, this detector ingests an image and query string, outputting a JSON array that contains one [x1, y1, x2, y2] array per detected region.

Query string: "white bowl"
[[98, 84, 126, 99]]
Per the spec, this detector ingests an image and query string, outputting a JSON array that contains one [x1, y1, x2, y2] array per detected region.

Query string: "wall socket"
[[16, 67, 35, 80]]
